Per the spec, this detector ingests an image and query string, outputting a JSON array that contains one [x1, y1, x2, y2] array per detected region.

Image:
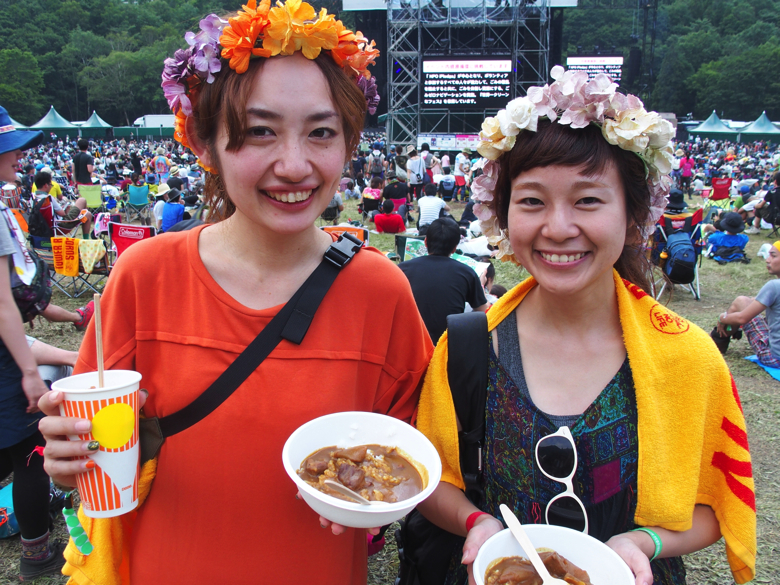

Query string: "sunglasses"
[[534, 426, 589, 534]]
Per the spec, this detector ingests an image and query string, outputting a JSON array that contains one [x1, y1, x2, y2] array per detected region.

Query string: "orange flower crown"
[[162, 0, 380, 169]]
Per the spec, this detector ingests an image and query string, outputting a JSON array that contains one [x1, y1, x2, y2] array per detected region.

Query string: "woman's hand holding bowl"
[[463, 514, 504, 585]]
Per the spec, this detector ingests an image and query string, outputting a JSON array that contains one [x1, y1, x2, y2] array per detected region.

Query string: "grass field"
[[1, 197, 778, 583]]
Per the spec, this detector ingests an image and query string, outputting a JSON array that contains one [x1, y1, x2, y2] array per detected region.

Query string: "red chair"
[[108, 222, 156, 264]]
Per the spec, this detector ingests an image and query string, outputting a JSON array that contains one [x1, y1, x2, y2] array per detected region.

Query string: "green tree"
[[0, 49, 45, 124], [79, 51, 144, 126]]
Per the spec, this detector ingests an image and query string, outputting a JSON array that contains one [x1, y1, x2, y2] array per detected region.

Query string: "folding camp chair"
[[124, 185, 152, 225], [49, 237, 109, 298], [35, 196, 82, 238], [650, 208, 704, 300], [107, 222, 156, 267], [78, 184, 105, 214]]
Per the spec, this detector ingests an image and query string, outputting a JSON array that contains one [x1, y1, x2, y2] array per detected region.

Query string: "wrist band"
[[631, 527, 663, 561], [466, 511, 490, 532], [720, 312, 728, 323]]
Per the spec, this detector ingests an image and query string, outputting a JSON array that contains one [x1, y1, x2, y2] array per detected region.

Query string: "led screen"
[[565, 56, 623, 84], [422, 60, 512, 109]]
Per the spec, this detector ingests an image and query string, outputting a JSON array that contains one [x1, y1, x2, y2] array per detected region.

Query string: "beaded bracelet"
[[631, 527, 663, 561]]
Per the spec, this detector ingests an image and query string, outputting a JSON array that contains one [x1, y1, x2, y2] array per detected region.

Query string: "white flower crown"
[[471, 65, 675, 264]]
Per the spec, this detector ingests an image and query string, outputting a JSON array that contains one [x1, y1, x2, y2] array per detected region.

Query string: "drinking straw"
[[94, 293, 104, 388]]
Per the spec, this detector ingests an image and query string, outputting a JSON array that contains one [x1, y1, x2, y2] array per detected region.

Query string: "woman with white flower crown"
[[415, 67, 756, 585], [36, 2, 432, 583]]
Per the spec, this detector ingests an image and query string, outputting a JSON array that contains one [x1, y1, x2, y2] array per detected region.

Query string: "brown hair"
[[493, 120, 653, 292], [192, 54, 367, 221]]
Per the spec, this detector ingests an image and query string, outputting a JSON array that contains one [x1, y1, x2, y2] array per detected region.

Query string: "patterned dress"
[[444, 317, 687, 585]]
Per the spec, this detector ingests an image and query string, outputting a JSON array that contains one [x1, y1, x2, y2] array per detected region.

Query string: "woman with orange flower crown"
[[413, 68, 756, 585], [37, 2, 432, 583]]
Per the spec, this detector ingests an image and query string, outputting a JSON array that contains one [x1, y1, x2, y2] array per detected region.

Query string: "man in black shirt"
[[382, 171, 412, 223], [71, 138, 94, 185], [399, 217, 489, 343]]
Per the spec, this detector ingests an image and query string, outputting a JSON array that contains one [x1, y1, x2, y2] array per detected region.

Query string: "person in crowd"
[[362, 176, 383, 200], [350, 149, 366, 179], [751, 171, 779, 231], [341, 180, 358, 201], [714, 241, 780, 364], [373, 199, 406, 233], [166, 165, 185, 192], [679, 151, 695, 197], [431, 151, 443, 176], [406, 145, 426, 201], [665, 188, 688, 214], [703, 211, 749, 263], [33, 172, 93, 237], [441, 151, 451, 174], [148, 146, 171, 184], [400, 217, 488, 343], [39, 6, 433, 584], [0, 106, 67, 581], [438, 167, 457, 201], [152, 183, 171, 231], [367, 142, 385, 180], [454, 146, 472, 201], [160, 188, 185, 232], [414, 77, 755, 585], [420, 142, 439, 182], [71, 139, 94, 186], [382, 170, 412, 223], [417, 183, 449, 235]]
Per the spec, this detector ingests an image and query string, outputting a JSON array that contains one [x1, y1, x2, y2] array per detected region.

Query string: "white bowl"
[[282, 411, 442, 529], [473, 525, 634, 585]]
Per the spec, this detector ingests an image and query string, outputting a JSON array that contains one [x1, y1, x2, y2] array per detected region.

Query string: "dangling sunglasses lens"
[[537, 435, 575, 479], [547, 496, 587, 532]]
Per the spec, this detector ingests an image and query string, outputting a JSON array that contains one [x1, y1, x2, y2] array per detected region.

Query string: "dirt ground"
[[1, 199, 777, 583]]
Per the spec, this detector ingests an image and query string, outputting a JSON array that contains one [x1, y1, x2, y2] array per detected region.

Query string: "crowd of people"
[[0, 3, 770, 583]]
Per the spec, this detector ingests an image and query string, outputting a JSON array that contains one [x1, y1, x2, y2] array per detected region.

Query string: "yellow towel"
[[61, 458, 157, 585], [51, 237, 80, 277], [78, 239, 106, 274], [417, 270, 756, 583]]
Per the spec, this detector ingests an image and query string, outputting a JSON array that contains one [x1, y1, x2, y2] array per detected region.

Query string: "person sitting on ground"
[[712, 241, 780, 363], [33, 172, 93, 238], [438, 167, 457, 201], [703, 211, 749, 263], [417, 183, 450, 236], [373, 199, 406, 234], [160, 188, 186, 232], [399, 217, 489, 343], [342, 180, 359, 201]]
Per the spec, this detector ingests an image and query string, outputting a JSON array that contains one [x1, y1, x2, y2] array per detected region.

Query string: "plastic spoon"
[[499, 504, 567, 585], [322, 479, 387, 506]]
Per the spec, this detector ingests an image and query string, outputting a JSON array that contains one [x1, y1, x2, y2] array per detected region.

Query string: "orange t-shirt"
[[74, 225, 434, 584]]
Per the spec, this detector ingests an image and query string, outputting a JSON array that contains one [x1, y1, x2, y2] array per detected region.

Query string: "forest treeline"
[[2, 0, 779, 126]]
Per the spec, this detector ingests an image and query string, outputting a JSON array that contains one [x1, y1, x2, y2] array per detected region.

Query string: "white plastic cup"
[[52, 370, 142, 518]]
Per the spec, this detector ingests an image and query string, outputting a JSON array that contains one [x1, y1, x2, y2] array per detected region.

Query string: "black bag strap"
[[157, 233, 364, 438], [446, 311, 489, 505]]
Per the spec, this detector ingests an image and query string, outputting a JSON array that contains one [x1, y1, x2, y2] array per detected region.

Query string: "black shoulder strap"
[[157, 233, 363, 438], [446, 311, 489, 505]]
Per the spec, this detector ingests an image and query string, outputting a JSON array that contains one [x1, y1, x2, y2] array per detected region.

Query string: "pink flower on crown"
[[473, 202, 494, 221], [527, 85, 558, 122], [548, 66, 589, 111]]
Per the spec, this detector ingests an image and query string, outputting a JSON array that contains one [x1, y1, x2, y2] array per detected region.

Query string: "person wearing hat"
[[152, 183, 172, 230], [665, 188, 688, 214], [148, 146, 172, 184], [453, 146, 472, 201], [0, 105, 70, 581], [714, 241, 780, 364], [166, 164, 185, 194], [703, 211, 749, 263], [160, 187, 186, 232]]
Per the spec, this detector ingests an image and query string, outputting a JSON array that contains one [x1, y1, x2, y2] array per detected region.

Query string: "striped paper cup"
[[53, 370, 142, 518]]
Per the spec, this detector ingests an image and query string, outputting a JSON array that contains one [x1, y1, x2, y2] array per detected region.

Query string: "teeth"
[[541, 252, 584, 263], [267, 190, 313, 203]]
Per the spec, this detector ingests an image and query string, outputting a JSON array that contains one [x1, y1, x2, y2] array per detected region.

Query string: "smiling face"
[[0, 149, 23, 183], [507, 163, 628, 299], [198, 54, 347, 235]]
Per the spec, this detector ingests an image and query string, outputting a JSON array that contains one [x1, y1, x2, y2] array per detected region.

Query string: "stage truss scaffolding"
[[387, 0, 550, 146]]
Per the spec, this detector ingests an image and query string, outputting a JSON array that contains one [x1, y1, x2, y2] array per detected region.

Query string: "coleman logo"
[[118, 227, 145, 239]]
